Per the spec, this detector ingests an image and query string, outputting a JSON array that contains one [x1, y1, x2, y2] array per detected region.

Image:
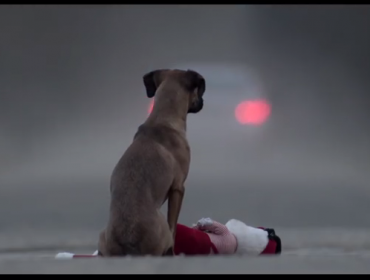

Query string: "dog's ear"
[[186, 70, 206, 96], [143, 70, 158, 98], [143, 70, 166, 98]]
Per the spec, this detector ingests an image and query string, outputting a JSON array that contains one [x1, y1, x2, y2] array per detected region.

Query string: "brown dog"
[[98, 69, 206, 257]]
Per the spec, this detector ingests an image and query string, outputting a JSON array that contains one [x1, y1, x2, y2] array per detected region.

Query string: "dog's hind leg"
[[143, 210, 173, 256]]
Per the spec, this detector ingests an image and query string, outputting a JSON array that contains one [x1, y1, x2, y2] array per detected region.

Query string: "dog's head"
[[143, 69, 205, 114]]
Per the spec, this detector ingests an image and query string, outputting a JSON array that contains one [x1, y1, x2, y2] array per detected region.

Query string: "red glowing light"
[[234, 99, 271, 125], [148, 100, 154, 114]]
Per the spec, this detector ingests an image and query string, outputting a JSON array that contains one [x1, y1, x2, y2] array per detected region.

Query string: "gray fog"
[[0, 5, 370, 273]]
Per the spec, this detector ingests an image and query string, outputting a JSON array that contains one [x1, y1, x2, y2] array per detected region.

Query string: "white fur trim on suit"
[[225, 219, 268, 255], [55, 252, 74, 259]]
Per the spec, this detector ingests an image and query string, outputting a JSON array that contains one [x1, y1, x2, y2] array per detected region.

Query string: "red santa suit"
[[174, 218, 281, 256], [55, 218, 281, 259]]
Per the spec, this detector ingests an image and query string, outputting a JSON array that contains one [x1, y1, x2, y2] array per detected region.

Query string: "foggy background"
[[1, 5, 370, 252]]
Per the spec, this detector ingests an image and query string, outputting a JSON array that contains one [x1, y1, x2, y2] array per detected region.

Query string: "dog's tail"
[[115, 240, 142, 256], [105, 231, 142, 256], [99, 238, 140, 256]]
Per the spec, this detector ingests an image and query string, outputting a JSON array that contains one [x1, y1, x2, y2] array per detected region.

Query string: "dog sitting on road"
[[98, 69, 206, 256]]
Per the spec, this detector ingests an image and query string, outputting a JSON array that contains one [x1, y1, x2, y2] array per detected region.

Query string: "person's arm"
[[174, 223, 215, 255]]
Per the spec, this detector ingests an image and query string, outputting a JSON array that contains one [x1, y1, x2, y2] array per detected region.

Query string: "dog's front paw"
[[197, 217, 214, 227]]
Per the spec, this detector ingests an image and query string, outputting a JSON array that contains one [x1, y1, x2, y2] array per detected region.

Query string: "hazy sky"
[[1, 5, 369, 187]]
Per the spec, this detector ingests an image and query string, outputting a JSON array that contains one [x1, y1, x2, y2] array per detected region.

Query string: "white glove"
[[197, 217, 214, 227], [55, 252, 74, 259]]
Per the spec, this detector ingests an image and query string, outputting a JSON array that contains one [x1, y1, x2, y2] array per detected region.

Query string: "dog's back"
[[111, 123, 187, 207], [104, 123, 186, 256]]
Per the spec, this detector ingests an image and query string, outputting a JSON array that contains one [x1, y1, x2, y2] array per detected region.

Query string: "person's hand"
[[196, 217, 214, 228], [193, 217, 229, 235], [192, 217, 238, 254]]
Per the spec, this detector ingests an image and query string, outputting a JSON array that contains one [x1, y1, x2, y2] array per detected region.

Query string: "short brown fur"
[[98, 69, 206, 256]]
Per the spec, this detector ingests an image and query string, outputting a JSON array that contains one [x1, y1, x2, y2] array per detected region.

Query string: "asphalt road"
[[1, 174, 370, 273], [2, 254, 370, 274]]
